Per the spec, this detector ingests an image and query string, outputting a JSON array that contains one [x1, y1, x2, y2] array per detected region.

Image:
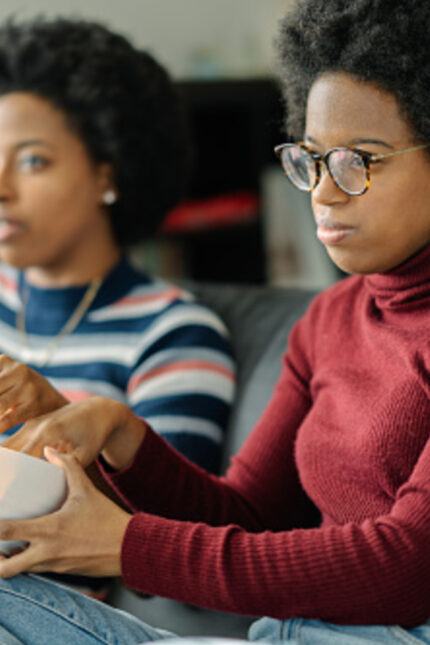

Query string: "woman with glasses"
[[0, 0, 428, 643]]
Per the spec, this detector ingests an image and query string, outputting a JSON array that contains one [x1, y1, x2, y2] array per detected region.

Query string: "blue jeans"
[[0, 574, 429, 645], [0, 574, 173, 644], [250, 616, 430, 645]]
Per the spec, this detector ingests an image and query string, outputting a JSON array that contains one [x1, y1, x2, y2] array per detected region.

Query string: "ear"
[[96, 163, 119, 205]]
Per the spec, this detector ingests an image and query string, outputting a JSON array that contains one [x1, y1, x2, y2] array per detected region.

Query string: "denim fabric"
[[0, 574, 429, 645], [0, 574, 175, 645], [249, 616, 430, 645]]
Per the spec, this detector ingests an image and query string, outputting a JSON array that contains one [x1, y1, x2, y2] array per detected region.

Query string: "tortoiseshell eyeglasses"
[[274, 142, 428, 196]]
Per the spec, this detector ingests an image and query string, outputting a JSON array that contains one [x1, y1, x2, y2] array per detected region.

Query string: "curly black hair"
[[277, 0, 430, 145], [0, 17, 191, 246]]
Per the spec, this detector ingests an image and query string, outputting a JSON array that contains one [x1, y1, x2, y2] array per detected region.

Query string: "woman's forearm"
[[100, 401, 148, 471]]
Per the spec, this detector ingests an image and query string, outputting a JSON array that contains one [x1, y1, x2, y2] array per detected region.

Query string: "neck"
[[23, 246, 122, 288]]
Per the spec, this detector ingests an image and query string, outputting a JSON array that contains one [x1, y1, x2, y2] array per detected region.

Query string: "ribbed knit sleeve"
[[102, 342, 312, 528], [113, 425, 430, 627]]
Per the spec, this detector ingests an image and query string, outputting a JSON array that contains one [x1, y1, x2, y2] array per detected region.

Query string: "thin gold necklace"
[[16, 276, 103, 367]]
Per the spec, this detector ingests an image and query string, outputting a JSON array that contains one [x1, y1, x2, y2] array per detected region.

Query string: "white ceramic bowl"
[[0, 446, 67, 555]]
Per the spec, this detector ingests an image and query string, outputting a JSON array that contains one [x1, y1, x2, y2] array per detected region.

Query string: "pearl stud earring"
[[103, 190, 117, 205]]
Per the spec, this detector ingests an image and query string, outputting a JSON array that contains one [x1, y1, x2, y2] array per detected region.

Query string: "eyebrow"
[[14, 139, 55, 150], [305, 135, 394, 150]]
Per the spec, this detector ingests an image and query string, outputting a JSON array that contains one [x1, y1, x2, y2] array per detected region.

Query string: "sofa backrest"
[[185, 283, 317, 470]]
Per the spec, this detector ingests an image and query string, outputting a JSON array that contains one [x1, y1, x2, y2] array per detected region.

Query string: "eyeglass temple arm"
[[371, 143, 428, 161]]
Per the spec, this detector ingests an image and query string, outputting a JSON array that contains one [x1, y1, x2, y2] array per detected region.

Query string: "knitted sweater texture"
[[0, 256, 235, 473], [0, 256, 235, 597], [103, 245, 430, 627]]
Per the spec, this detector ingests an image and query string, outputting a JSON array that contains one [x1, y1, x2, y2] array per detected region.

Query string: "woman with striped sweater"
[[0, 17, 235, 599]]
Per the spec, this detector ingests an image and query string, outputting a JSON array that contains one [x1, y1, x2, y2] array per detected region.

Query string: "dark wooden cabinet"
[[160, 77, 285, 283]]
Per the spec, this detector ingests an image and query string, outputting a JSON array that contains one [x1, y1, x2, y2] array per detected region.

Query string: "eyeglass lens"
[[280, 146, 368, 195], [327, 149, 367, 195], [280, 146, 316, 191]]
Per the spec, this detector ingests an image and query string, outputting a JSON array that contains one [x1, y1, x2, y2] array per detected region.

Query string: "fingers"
[[44, 447, 91, 495], [0, 401, 23, 434], [0, 518, 38, 545], [0, 356, 68, 432], [0, 453, 129, 579], [2, 425, 47, 458], [0, 521, 36, 576], [3, 397, 113, 468], [0, 403, 18, 422], [0, 357, 27, 425], [3, 416, 79, 460], [0, 545, 42, 578], [44, 445, 78, 469], [1, 429, 40, 456]]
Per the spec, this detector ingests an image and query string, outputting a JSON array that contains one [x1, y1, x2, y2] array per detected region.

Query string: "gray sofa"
[[108, 282, 318, 638]]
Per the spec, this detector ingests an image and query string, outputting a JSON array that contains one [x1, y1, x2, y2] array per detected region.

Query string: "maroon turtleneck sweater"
[[102, 244, 430, 627]]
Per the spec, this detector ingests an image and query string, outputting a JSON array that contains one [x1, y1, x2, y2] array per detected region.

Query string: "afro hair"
[[277, 0, 430, 145], [0, 17, 192, 246]]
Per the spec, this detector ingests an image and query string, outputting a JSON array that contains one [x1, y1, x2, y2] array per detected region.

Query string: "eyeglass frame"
[[274, 141, 429, 196]]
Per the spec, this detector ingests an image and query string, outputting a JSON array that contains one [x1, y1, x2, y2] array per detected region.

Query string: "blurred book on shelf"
[[161, 192, 259, 233], [158, 77, 282, 283]]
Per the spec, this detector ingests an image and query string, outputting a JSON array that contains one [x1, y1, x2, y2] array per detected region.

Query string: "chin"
[[326, 248, 392, 275], [0, 250, 32, 270], [328, 245, 427, 275]]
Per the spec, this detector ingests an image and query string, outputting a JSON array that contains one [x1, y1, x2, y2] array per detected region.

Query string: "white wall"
[[1, 0, 293, 79]]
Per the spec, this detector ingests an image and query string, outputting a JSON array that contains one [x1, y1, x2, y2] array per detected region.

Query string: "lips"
[[315, 216, 356, 246], [0, 218, 26, 242]]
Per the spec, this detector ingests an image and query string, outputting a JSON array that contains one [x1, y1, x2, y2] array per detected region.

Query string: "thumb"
[[43, 446, 87, 492]]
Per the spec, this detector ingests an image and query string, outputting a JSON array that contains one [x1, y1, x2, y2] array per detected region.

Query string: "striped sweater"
[[0, 255, 235, 597], [0, 255, 235, 473]]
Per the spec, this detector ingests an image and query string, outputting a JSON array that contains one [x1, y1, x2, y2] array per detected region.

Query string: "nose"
[[0, 163, 15, 202], [312, 164, 349, 206]]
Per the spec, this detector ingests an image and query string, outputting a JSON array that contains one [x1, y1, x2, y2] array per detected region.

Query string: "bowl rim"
[[0, 445, 64, 472]]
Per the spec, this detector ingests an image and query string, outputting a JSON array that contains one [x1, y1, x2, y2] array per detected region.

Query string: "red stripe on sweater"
[[114, 286, 185, 307], [128, 360, 234, 392]]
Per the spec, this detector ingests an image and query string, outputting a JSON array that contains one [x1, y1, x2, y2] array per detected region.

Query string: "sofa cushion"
[[185, 283, 317, 466]]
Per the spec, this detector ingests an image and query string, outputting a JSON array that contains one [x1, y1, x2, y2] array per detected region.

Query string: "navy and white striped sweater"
[[0, 255, 235, 474]]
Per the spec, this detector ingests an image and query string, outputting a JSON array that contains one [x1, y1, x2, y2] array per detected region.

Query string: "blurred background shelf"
[[132, 76, 340, 289], [133, 77, 285, 284]]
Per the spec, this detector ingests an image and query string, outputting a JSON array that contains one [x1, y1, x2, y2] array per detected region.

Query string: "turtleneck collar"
[[364, 243, 430, 310]]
